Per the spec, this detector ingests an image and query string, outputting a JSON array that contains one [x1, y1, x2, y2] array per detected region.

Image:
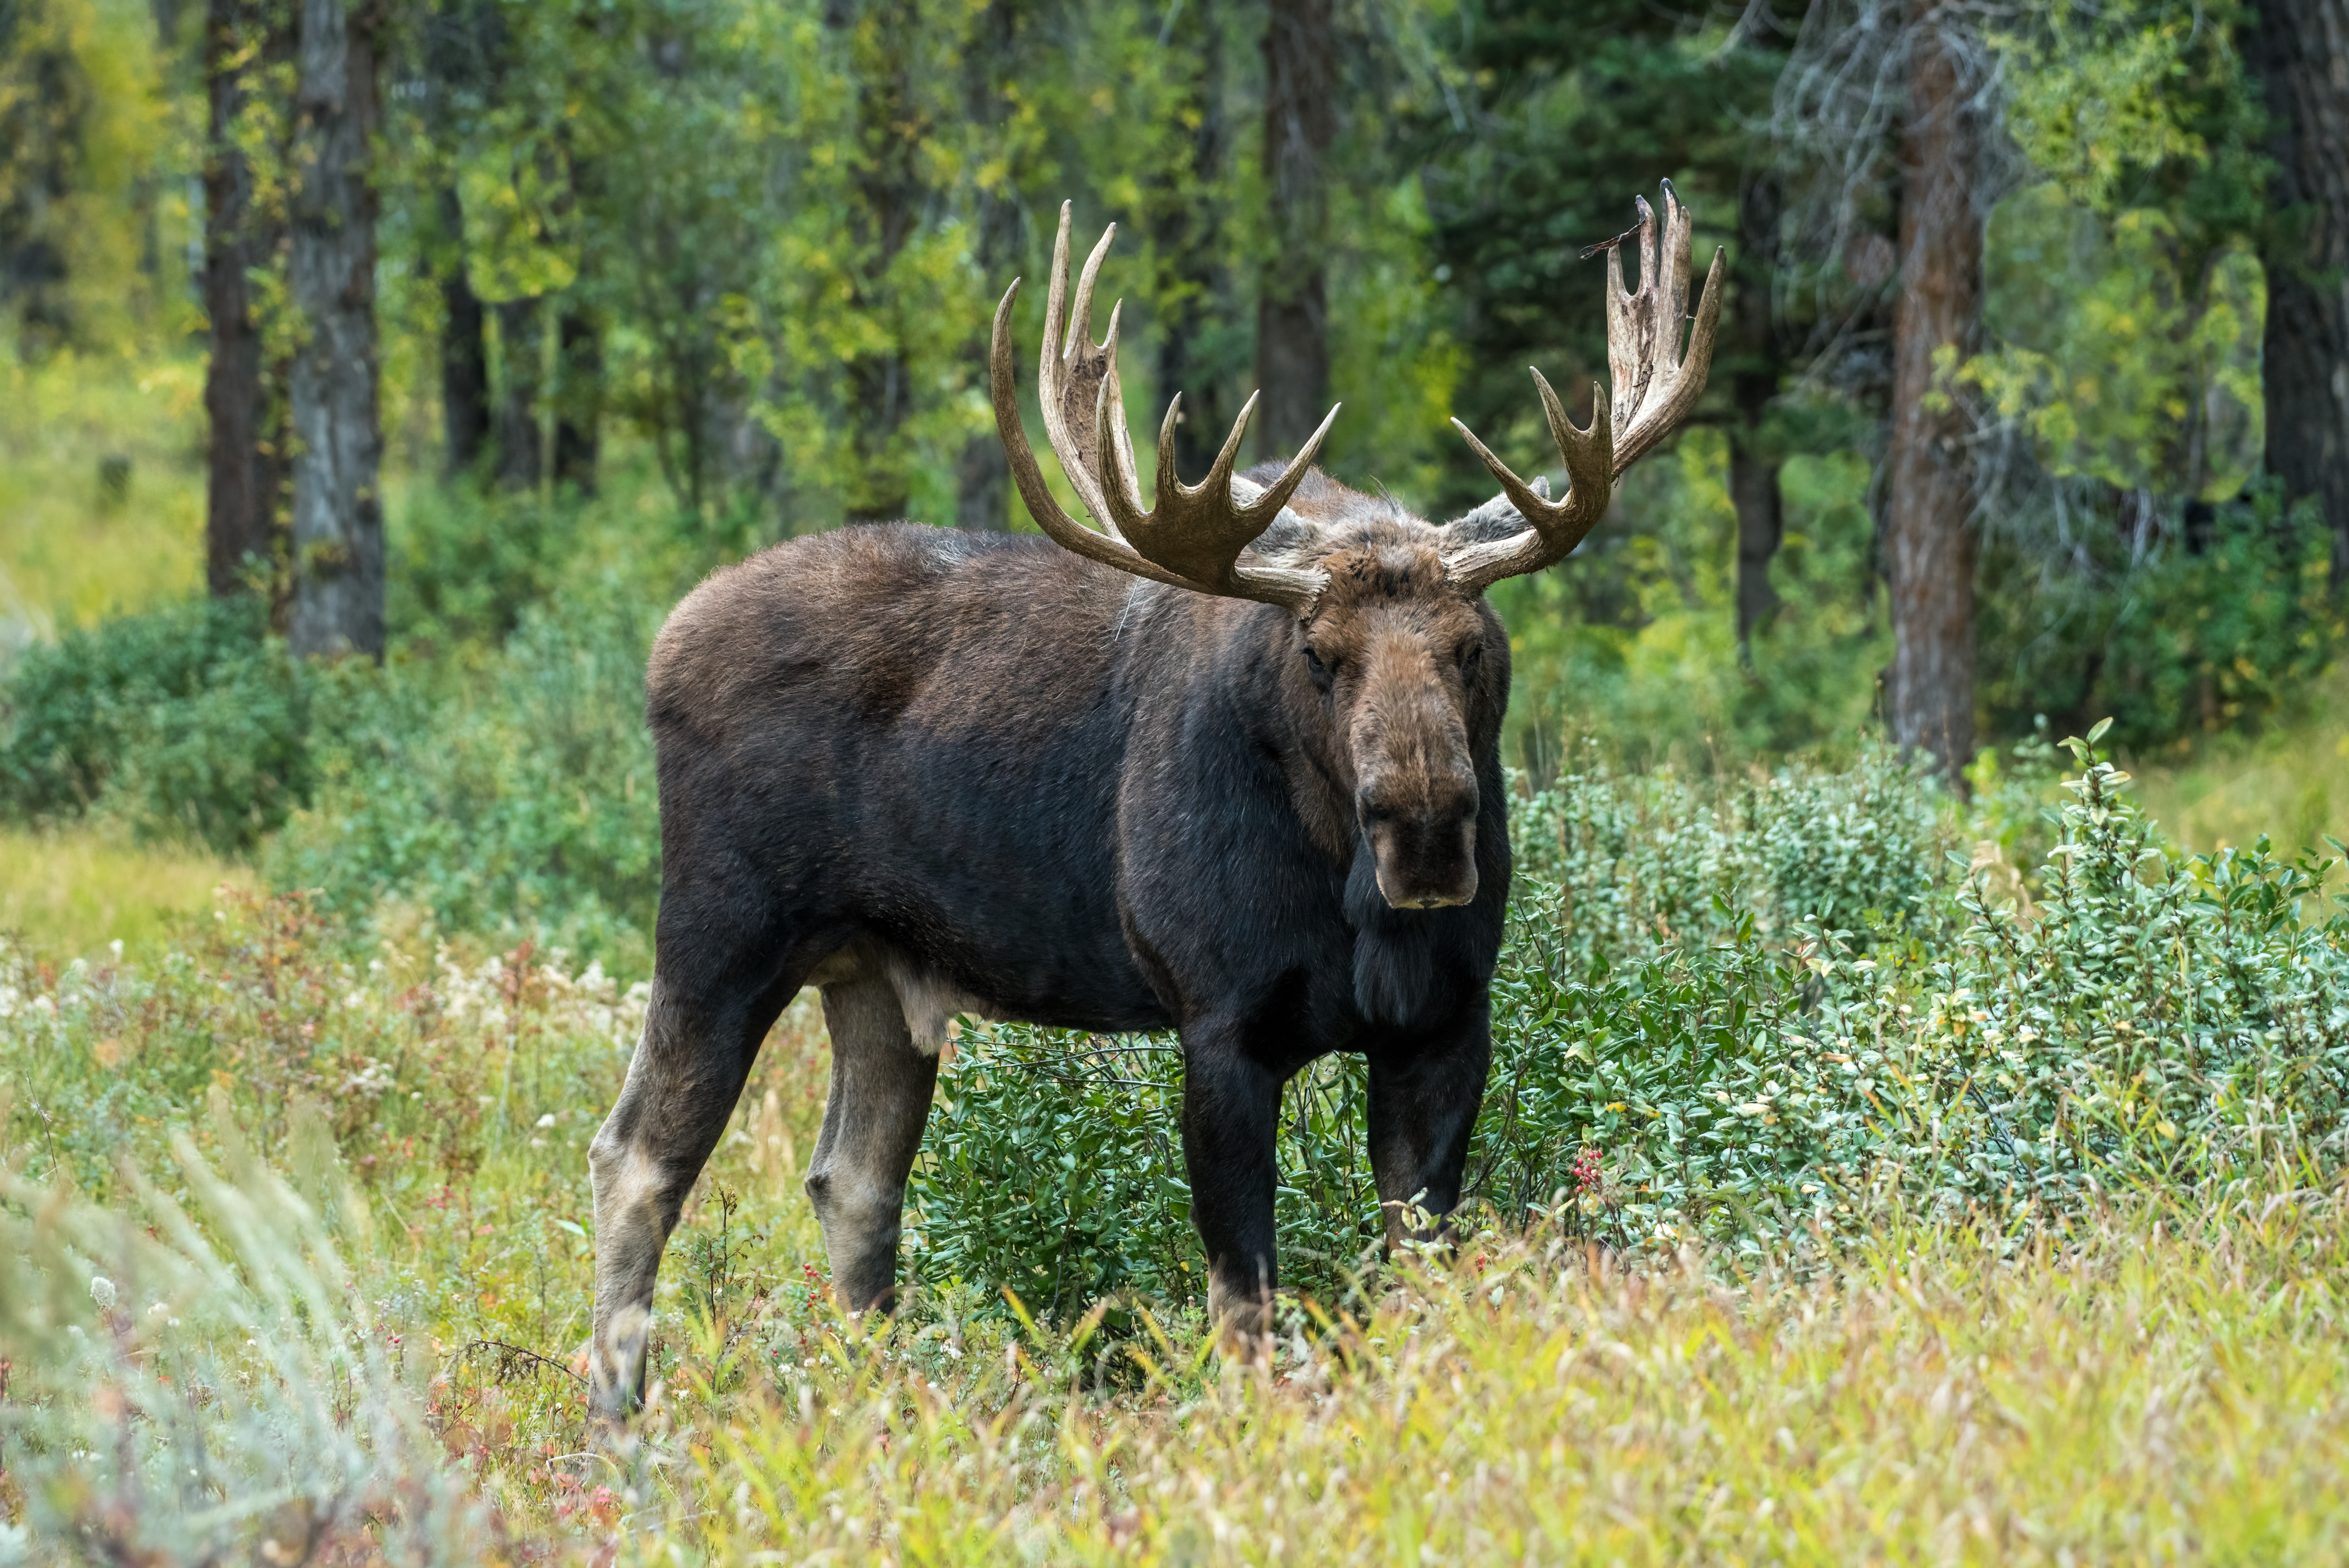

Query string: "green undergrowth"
[[4, 732, 2349, 1558]]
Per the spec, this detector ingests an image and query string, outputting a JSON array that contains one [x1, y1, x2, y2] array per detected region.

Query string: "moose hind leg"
[[588, 973, 771, 1423], [807, 970, 940, 1315]]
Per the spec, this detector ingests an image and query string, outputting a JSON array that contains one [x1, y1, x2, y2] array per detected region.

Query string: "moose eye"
[[1459, 641, 1483, 671], [1304, 645, 1336, 685]]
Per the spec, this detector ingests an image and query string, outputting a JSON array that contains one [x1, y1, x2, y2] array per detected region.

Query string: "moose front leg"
[[1178, 1030, 1283, 1347], [1365, 1007, 1491, 1251]]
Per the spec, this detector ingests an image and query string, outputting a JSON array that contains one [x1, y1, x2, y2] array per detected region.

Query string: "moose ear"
[[1442, 476, 1550, 546]]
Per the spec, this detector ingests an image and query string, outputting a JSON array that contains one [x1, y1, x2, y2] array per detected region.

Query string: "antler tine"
[[1033, 203, 1125, 535], [1606, 182, 1724, 476], [1094, 305, 1338, 597], [990, 206, 1335, 613], [1440, 182, 1722, 594], [1442, 372, 1614, 594], [990, 277, 1197, 595]]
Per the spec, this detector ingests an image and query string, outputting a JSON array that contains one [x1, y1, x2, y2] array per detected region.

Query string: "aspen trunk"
[[203, 0, 289, 601], [1884, 5, 1982, 779], [554, 308, 603, 497], [1256, 0, 1333, 461], [495, 296, 544, 492], [287, 0, 385, 660], [2246, 0, 2349, 587]]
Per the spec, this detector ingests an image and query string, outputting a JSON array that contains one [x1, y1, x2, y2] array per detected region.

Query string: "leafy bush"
[[0, 597, 316, 854], [1510, 741, 1957, 960], [1977, 482, 2340, 751], [267, 595, 662, 970], [910, 733, 2349, 1317], [387, 481, 574, 647]]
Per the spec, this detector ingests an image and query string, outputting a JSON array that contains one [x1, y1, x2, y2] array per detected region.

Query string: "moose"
[[586, 186, 1721, 1420]]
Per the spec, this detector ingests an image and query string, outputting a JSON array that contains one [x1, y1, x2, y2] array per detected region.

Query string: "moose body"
[[587, 194, 1720, 1421]]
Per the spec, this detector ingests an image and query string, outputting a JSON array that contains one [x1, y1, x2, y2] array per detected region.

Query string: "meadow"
[[7, 355, 2349, 1564]]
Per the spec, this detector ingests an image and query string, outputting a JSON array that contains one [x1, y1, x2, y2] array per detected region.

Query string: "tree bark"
[[203, 0, 289, 601], [832, 0, 926, 524], [1152, 0, 1239, 481], [1884, 2, 1982, 780], [1256, 0, 1334, 461], [554, 306, 602, 495], [1730, 173, 1785, 655], [438, 186, 490, 482], [495, 296, 544, 492], [287, 0, 385, 660], [2246, 0, 2349, 586], [954, 0, 1020, 531]]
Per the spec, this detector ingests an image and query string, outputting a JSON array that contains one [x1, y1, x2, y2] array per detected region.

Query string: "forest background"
[[2, 0, 2347, 970], [9, 2, 2349, 1561]]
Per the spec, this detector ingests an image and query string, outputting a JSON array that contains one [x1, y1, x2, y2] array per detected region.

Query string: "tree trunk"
[[554, 307, 602, 495], [1730, 173, 1784, 655], [1152, 0, 1239, 481], [287, 0, 385, 661], [495, 296, 544, 492], [832, 0, 925, 524], [1883, 4, 1982, 781], [1256, 0, 1334, 461], [203, 0, 289, 601], [954, 0, 1021, 531], [438, 186, 490, 482], [2246, 0, 2349, 586]]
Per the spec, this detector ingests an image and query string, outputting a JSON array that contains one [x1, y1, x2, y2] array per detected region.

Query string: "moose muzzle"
[[1360, 786, 1479, 910]]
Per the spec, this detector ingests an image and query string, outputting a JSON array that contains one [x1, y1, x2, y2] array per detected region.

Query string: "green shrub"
[[0, 596, 316, 854], [1978, 483, 2340, 751], [268, 595, 662, 970], [908, 734, 2349, 1318]]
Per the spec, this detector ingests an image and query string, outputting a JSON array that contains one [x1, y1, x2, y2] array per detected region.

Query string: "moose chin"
[[585, 187, 1722, 1422]]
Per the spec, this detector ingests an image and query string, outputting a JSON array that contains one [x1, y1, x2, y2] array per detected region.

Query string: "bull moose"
[[586, 187, 1721, 1420]]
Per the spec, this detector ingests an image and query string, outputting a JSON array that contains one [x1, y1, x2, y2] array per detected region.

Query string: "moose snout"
[[1360, 788, 1479, 911]]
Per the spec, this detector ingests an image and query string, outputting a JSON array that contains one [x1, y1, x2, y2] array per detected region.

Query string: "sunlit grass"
[[0, 823, 253, 960], [4, 902, 2349, 1563], [0, 349, 207, 643], [2133, 662, 2349, 859]]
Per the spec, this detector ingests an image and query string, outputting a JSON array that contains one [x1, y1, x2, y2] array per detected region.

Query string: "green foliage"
[[1969, 185, 2265, 499], [0, 596, 315, 855], [907, 736, 2349, 1317], [1493, 434, 1889, 772], [0, 0, 194, 358], [1976, 482, 2340, 749], [268, 595, 662, 970]]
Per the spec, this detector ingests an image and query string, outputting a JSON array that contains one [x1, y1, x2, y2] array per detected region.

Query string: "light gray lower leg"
[[586, 977, 756, 1423], [807, 975, 939, 1314]]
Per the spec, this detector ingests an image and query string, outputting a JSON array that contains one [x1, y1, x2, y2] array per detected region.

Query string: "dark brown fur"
[[586, 467, 1515, 1418]]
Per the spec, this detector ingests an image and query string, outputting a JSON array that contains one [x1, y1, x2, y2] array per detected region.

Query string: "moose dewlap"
[[585, 189, 1723, 1422]]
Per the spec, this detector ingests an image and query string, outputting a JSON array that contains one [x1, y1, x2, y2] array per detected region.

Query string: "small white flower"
[[89, 1276, 116, 1310], [536, 1113, 557, 1129]]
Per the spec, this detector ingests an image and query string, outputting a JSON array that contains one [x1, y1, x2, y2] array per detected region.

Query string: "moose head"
[[990, 193, 1723, 914]]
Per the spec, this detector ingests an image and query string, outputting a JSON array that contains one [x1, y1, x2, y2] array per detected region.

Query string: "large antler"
[[990, 203, 1341, 613], [1441, 183, 1725, 593]]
